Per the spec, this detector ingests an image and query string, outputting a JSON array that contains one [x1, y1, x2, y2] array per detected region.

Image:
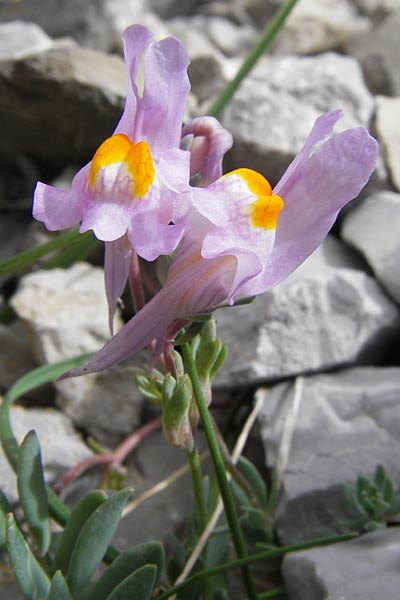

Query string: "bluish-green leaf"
[[66, 488, 133, 592], [88, 541, 164, 600], [47, 571, 74, 600], [6, 513, 50, 600], [105, 564, 157, 600], [0, 228, 93, 277], [0, 489, 11, 549], [54, 490, 108, 574], [237, 456, 268, 509], [17, 431, 51, 556]]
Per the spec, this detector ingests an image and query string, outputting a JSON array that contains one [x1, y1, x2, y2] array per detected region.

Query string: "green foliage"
[[343, 464, 400, 532], [17, 431, 51, 556], [0, 432, 164, 600]]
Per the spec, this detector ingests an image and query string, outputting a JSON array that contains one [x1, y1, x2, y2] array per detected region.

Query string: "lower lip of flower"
[[88, 133, 155, 200]]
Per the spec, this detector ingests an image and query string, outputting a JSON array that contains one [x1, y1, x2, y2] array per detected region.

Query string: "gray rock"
[[0, 0, 117, 51], [10, 263, 143, 444], [271, 0, 370, 55], [214, 238, 399, 388], [0, 31, 126, 166], [354, 0, 400, 22], [282, 528, 400, 600], [374, 95, 400, 192], [258, 367, 400, 544], [221, 52, 374, 184], [0, 322, 37, 393], [0, 20, 53, 60], [341, 190, 400, 304], [350, 11, 400, 95], [148, 0, 200, 19], [0, 405, 91, 505]]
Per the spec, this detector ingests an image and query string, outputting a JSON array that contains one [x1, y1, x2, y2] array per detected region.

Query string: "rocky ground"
[[1, 1, 400, 599]]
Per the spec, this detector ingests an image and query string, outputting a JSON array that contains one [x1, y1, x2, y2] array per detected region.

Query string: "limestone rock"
[[258, 367, 400, 544], [0, 404, 91, 505], [374, 96, 400, 192], [10, 263, 143, 444], [214, 238, 399, 388], [342, 190, 400, 304], [282, 528, 400, 600], [0, 20, 53, 60], [0, 30, 126, 166], [221, 52, 374, 184], [350, 11, 400, 95], [272, 0, 370, 55]]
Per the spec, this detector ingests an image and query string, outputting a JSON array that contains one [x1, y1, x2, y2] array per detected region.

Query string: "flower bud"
[[162, 373, 194, 451]]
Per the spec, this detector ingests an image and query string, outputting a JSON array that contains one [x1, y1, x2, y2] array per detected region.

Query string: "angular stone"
[[350, 11, 400, 95], [221, 52, 374, 185], [0, 33, 126, 167], [10, 263, 143, 444], [271, 0, 369, 55], [214, 238, 399, 388], [341, 190, 400, 304], [0, 20, 53, 60], [282, 528, 400, 600], [258, 367, 400, 544], [0, 404, 91, 505], [374, 96, 400, 192]]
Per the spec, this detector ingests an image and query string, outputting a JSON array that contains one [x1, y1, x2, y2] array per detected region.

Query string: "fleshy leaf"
[[17, 430, 51, 556], [54, 490, 108, 573], [66, 488, 133, 592], [6, 513, 50, 600], [88, 541, 164, 600], [48, 571, 74, 600], [0, 490, 11, 549], [105, 564, 157, 600]]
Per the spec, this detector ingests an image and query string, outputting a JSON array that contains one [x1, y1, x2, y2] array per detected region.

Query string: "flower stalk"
[[181, 343, 258, 600]]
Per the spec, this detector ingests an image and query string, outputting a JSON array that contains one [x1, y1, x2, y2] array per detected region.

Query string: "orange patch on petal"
[[88, 134, 155, 199], [227, 167, 284, 230]]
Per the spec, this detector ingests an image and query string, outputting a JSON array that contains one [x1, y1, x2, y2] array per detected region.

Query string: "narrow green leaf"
[[17, 431, 51, 556], [66, 489, 133, 592], [43, 233, 100, 270], [0, 228, 85, 277], [0, 489, 12, 549], [374, 464, 387, 488], [6, 513, 50, 600], [54, 490, 108, 574], [236, 456, 268, 509], [89, 542, 164, 600], [105, 564, 157, 600], [1, 354, 92, 472], [47, 571, 74, 600]]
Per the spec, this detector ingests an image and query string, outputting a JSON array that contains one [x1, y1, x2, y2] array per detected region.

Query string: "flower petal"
[[241, 126, 379, 296], [104, 236, 132, 334], [181, 116, 233, 187], [114, 24, 153, 137], [79, 200, 131, 241], [134, 36, 190, 153], [128, 213, 186, 262], [32, 182, 84, 231]]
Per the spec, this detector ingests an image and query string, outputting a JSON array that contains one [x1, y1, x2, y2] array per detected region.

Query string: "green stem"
[[182, 344, 258, 600], [157, 532, 357, 600], [186, 446, 207, 532], [206, 0, 300, 117]]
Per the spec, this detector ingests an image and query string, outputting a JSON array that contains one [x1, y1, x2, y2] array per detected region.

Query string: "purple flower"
[[33, 25, 191, 330], [64, 109, 378, 378]]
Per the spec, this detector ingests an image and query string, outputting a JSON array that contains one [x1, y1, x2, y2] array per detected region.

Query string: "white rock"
[[283, 528, 400, 600], [342, 190, 400, 304], [11, 263, 143, 444], [374, 96, 400, 192], [0, 404, 91, 504], [0, 20, 53, 60], [214, 238, 399, 387], [221, 52, 375, 184], [258, 367, 400, 544], [272, 0, 370, 55]]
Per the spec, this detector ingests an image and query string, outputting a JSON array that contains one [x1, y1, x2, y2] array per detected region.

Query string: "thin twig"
[[173, 390, 266, 586]]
